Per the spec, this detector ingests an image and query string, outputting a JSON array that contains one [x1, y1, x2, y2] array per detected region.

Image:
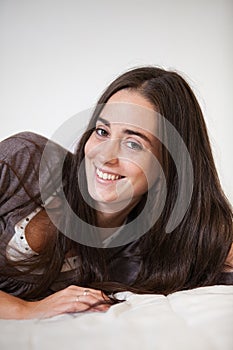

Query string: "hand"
[[23, 285, 111, 319]]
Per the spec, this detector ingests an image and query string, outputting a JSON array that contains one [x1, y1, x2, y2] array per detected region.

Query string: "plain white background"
[[0, 0, 232, 204]]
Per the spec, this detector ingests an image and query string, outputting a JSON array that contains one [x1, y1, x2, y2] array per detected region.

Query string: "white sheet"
[[0, 285, 232, 350]]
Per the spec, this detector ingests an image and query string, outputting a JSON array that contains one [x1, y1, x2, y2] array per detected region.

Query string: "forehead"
[[99, 90, 158, 135]]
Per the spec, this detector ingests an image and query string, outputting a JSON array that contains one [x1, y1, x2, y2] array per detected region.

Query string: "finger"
[[60, 296, 108, 313], [84, 288, 110, 300], [67, 285, 110, 301], [66, 285, 103, 296], [80, 289, 110, 301], [74, 293, 109, 306]]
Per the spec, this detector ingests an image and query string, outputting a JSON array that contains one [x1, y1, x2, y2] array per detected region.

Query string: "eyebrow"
[[97, 117, 153, 146]]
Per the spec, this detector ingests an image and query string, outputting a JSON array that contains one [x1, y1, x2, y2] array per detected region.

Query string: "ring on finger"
[[83, 289, 90, 296]]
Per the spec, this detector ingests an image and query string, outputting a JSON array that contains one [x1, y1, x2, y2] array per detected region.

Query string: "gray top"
[[0, 132, 140, 299], [0, 132, 77, 297]]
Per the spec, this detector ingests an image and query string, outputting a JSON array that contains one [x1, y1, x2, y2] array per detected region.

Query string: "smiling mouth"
[[96, 168, 125, 181]]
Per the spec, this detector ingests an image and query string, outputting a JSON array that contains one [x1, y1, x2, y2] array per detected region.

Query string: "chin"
[[92, 193, 138, 214], [91, 192, 120, 204]]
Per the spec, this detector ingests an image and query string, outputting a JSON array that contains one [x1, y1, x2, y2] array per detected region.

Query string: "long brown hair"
[[1, 66, 232, 299], [67, 66, 232, 293]]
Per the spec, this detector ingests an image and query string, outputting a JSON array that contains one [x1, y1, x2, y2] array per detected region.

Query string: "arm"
[[0, 286, 111, 320], [0, 291, 29, 319], [0, 134, 110, 319]]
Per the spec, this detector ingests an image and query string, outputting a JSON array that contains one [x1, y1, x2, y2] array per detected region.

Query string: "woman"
[[0, 66, 232, 319]]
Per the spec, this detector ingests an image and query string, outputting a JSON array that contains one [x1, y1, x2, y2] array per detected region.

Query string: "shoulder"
[[0, 132, 72, 216], [0, 132, 49, 216], [0, 131, 50, 160], [0, 132, 49, 165], [0, 131, 49, 147], [0, 131, 70, 170], [0, 131, 72, 199]]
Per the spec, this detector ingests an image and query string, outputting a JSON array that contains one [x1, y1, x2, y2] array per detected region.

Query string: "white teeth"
[[96, 168, 121, 181]]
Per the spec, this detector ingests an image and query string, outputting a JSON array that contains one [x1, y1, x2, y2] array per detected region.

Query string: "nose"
[[98, 139, 119, 165]]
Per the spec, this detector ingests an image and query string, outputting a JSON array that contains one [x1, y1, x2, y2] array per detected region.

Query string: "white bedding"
[[0, 285, 233, 350]]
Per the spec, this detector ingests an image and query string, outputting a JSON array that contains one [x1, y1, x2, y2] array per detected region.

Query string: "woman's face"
[[84, 89, 161, 212]]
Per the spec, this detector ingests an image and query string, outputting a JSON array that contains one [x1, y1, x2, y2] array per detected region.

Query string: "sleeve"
[[0, 131, 70, 217]]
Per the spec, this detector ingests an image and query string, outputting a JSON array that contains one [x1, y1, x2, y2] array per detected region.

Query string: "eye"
[[125, 140, 143, 151], [95, 127, 109, 137]]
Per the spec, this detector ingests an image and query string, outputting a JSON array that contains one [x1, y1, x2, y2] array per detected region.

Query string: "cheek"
[[126, 164, 148, 186], [84, 135, 96, 159], [129, 167, 149, 196], [131, 157, 159, 188]]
